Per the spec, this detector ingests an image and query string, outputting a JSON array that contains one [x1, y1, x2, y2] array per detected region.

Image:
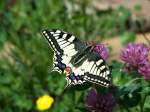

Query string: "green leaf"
[[121, 32, 136, 45], [123, 92, 141, 108], [145, 96, 150, 109], [75, 91, 83, 104], [142, 87, 150, 94], [13, 95, 33, 110], [144, 108, 150, 112], [95, 85, 109, 94], [75, 106, 87, 112], [0, 71, 13, 84], [134, 4, 142, 12], [116, 78, 143, 108]]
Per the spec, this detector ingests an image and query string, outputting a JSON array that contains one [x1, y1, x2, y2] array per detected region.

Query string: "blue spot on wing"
[[57, 62, 66, 71]]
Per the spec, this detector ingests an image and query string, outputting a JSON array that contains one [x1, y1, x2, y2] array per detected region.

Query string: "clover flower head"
[[85, 90, 116, 112], [94, 44, 109, 60], [121, 43, 150, 79], [121, 43, 149, 66], [139, 62, 150, 79]]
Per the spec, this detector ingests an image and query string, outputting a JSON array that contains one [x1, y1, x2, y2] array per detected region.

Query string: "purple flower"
[[139, 62, 150, 79], [121, 43, 150, 79], [93, 44, 109, 60], [85, 90, 116, 112], [121, 43, 149, 67]]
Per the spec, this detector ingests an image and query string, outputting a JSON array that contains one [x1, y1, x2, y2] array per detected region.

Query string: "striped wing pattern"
[[42, 29, 111, 87], [82, 58, 111, 87]]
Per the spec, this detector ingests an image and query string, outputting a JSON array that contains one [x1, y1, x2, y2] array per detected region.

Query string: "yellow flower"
[[36, 94, 54, 111]]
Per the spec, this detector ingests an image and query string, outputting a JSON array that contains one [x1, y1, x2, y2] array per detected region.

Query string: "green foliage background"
[[0, 0, 150, 112]]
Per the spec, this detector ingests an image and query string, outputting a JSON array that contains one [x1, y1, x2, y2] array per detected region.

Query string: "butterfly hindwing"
[[70, 47, 111, 87], [83, 51, 111, 87], [42, 29, 111, 87]]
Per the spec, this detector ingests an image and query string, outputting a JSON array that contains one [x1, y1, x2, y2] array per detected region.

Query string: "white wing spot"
[[98, 80, 101, 82], [90, 64, 96, 74], [63, 44, 74, 51], [106, 70, 110, 75], [104, 82, 106, 85], [65, 50, 77, 56], [50, 32, 54, 34], [62, 34, 67, 39], [81, 60, 89, 71], [55, 30, 61, 33], [61, 42, 71, 48], [43, 31, 46, 34], [54, 36, 59, 39], [100, 65, 105, 70], [97, 69, 101, 75], [91, 78, 94, 80], [102, 72, 106, 78], [105, 76, 108, 80], [87, 61, 94, 71], [93, 67, 98, 75], [57, 38, 64, 42], [43, 32, 49, 37], [59, 40, 67, 45], [68, 36, 75, 42], [53, 33, 60, 37], [46, 36, 50, 39], [94, 79, 97, 82], [96, 59, 103, 66], [61, 55, 71, 65], [48, 38, 52, 42], [100, 73, 103, 77]]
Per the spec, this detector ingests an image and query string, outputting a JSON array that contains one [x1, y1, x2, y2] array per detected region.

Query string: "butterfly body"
[[42, 29, 112, 87]]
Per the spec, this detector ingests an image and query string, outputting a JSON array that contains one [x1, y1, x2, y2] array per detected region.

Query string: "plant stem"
[[125, 77, 143, 87], [140, 94, 148, 112], [126, 108, 131, 112]]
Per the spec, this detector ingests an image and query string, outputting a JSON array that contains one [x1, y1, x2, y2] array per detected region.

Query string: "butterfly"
[[42, 29, 112, 87]]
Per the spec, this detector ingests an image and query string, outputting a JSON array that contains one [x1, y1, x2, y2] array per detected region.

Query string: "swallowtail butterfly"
[[42, 29, 112, 87]]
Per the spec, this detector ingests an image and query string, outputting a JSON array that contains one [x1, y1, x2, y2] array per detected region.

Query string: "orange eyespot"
[[64, 67, 72, 75]]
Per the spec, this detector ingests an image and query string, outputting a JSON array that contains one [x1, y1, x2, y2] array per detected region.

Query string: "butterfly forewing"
[[42, 29, 111, 87], [42, 29, 85, 71]]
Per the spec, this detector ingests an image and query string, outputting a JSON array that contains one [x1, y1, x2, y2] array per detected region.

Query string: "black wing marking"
[[42, 29, 86, 55], [81, 50, 112, 87], [42, 29, 86, 72]]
